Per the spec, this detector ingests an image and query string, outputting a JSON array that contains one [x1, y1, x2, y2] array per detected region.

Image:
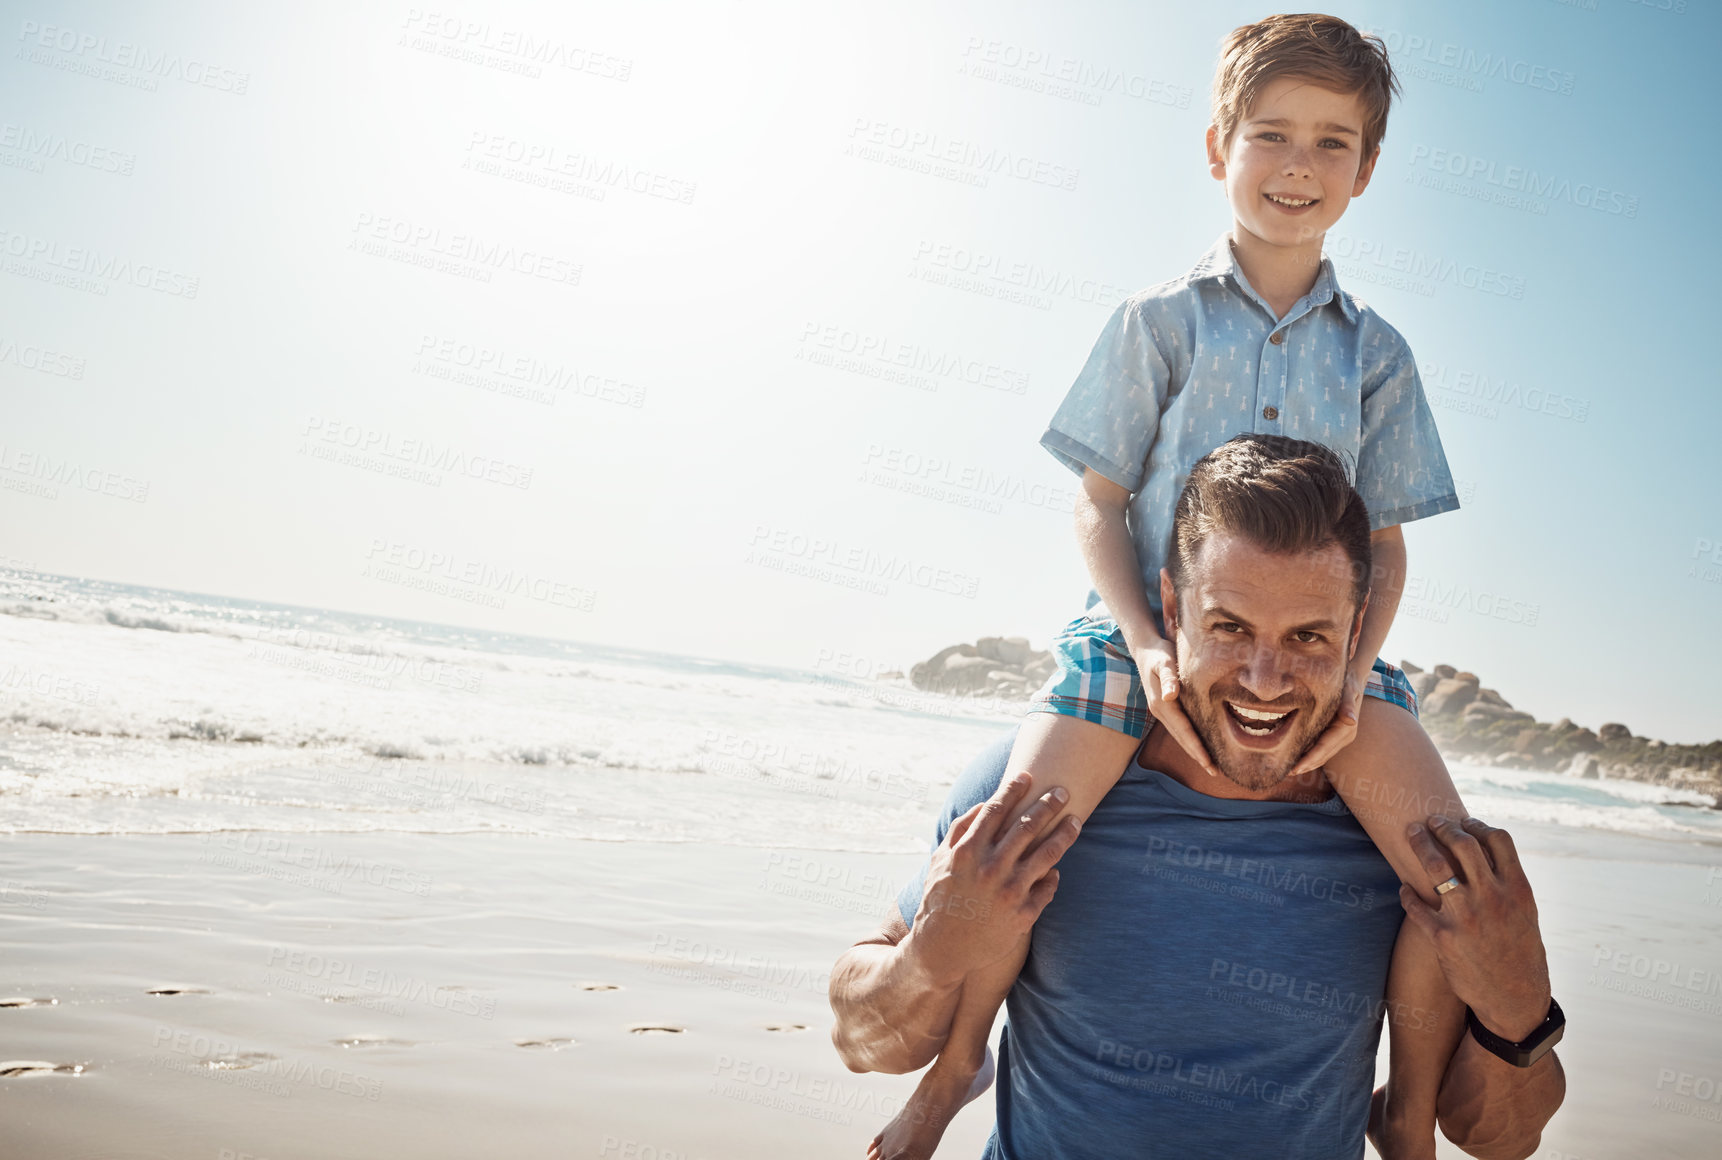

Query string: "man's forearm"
[[829, 929, 965, 1075], [1437, 1036, 1566, 1160]]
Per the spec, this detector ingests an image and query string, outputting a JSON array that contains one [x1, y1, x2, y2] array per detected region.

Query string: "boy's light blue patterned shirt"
[[1041, 236, 1459, 613]]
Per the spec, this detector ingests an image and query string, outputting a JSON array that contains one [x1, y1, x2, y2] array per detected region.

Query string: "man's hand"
[[1135, 636, 1220, 779], [1290, 666, 1363, 777], [909, 771, 1082, 989], [1400, 816, 1553, 1041]]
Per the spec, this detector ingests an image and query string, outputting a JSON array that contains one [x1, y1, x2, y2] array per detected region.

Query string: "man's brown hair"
[[1211, 13, 1400, 158], [1168, 433, 1372, 611]]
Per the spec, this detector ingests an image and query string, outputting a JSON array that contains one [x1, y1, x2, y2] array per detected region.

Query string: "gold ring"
[[1434, 876, 1461, 895]]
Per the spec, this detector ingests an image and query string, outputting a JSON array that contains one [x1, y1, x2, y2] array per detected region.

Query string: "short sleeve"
[[1039, 297, 1171, 493], [895, 730, 1016, 930], [1355, 340, 1461, 530]]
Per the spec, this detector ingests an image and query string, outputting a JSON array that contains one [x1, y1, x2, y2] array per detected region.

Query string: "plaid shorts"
[[1027, 610, 1418, 738]]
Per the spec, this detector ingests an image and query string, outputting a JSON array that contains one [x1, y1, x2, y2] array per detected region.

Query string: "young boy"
[[870, 14, 1471, 1160]]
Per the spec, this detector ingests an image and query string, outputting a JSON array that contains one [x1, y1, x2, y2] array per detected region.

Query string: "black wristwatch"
[[1465, 998, 1564, 1068]]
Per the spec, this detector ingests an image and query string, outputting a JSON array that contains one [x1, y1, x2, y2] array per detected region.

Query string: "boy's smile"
[[1206, 76, 1378, 268]]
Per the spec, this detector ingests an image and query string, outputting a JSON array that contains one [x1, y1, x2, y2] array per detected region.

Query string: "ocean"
[[3, 568, 1719, 863]]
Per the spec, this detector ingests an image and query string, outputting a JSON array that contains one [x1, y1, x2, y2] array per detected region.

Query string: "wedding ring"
[[1434, 876, 1462, 895]]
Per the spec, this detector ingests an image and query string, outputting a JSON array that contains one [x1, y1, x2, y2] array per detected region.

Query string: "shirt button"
[[1269, 331, 1285, 345], [1263, 405, 1279, 420]]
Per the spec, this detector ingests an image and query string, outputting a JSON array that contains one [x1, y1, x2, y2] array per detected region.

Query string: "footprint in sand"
[[200, 1053, 276, 1071], [577, 982, 622, 992], [764, 1022, 809, 1033], [334, 1036, 416, 1049], [514, 1038, 578, 1050], [0, 997, 58, 1009], [146, 987, 211, 996], [0, 1061, 86, 1078], [627, 1024, 684, 1035]]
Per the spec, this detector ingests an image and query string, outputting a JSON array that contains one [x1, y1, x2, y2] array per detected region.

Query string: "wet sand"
[[0, 829, 1717, 1158]]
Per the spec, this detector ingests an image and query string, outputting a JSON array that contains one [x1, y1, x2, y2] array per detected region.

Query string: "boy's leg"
[[869, 711, 1141, 1160], [1326, 693, 1468, 1160]]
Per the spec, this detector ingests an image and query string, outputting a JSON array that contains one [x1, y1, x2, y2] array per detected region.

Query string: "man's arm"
[[828, 773, 1079, 1074], [1403, 816, 1567, 1159], [829, 912, 960, 1074]]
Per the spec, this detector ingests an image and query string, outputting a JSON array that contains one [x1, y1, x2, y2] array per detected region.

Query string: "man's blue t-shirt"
[[896, 731, 1405, 1159]]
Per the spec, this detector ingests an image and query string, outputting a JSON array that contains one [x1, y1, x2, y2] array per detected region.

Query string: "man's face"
[[1163, 531, 1362, 791]]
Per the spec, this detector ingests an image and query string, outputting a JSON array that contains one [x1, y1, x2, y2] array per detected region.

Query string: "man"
[[829, 434, 1564, 1159]]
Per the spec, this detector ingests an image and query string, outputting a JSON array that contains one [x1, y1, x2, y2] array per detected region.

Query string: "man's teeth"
[[1230, 703, 1289, 722], [1229, 702, 1290, 737], [1267, 194, 1315, 207]]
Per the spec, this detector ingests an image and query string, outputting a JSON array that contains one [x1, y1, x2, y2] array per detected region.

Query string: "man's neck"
[[1135, 725, 1334, 804], [1228, 228, 1325, 321]]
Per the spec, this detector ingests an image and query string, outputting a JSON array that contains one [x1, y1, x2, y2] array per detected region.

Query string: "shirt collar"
[[1190, 234, 1359, 325]]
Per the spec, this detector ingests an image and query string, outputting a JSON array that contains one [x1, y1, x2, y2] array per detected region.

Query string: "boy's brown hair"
[[1168, 434, 1373, 613], [1211, 13, 1400, 159]]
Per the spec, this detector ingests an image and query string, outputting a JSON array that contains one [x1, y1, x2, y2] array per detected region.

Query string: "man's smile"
[[1223, 699, 1300, 742]]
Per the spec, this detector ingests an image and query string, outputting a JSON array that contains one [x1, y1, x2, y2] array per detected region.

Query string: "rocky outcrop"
[[899, 642, 1721, 805], [908, 637, 1057, 700], [1401, 659, 1721, 803]]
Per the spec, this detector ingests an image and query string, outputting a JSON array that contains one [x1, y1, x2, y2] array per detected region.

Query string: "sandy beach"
[[2, 825, 1719, 1158], [2, 574, 1720, 1157]]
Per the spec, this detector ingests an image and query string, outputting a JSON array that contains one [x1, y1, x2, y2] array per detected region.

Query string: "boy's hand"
[[1291, 667, 1363, 777], [1135, 637, 1221, 779]]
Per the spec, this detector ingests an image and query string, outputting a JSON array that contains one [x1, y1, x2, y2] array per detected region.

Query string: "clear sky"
[[3, 0, 1718, 742]]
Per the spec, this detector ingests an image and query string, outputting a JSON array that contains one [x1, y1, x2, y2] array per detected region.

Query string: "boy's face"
[[1206, 75, 1378, 253]]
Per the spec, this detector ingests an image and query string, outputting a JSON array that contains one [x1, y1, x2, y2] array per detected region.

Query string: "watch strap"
[[1465, 998, 1564, 1068]]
